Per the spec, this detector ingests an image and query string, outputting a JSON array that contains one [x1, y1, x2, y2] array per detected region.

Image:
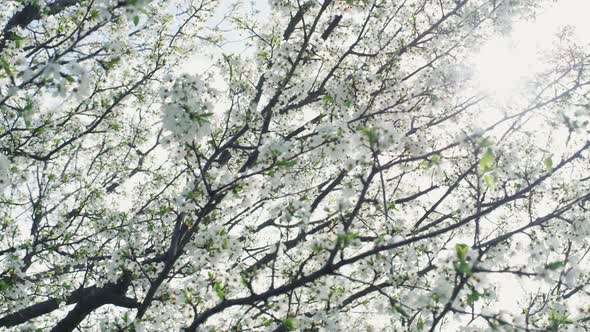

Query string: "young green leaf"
[[455, 243, 469, 261], [545, 261, 566, 270], [359, 127, 379, 146], [417, 318, 425, 330], [479, 148, 495, 173], [214, 280, 225, 300], [454, 260, 472, 276], [466, 284, 482, 306], [431, 153, 441, 165], [276, 159, 297, 168], [544, 157, 553, 172], [282, 318, 297, 331], [337, 232, 359, 249], [483, 174, 495, 191]]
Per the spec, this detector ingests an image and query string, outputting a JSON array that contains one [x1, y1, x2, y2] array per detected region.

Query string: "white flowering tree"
[[1, 0, 590, 330]]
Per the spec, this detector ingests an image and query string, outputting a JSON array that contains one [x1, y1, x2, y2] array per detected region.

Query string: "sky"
[[469, 0, 590, 324], [182, 0, 590, 104], [472, 0, 590, 103]]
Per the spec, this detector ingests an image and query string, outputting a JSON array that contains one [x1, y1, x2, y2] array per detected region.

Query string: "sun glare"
[[471, 0, 590, 105], [472, 36, 533, 102]]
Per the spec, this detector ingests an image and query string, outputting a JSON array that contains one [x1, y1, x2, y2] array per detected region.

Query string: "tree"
[[1, 0, 589, 330]]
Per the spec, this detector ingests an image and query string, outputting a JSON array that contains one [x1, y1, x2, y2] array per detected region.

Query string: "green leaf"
[[0, 57, 13, 77], [213, 280, 225, 300], [240, 277, 249, 288], [543, 157, 553, 173], [479, 148, 495, 173], [421, 154, 442, 169], [359, 127, 379, 146], [455, 243, 469, 261], [417, 318, 425, 330], [466, 291, 480, 306], [431, 153, 441, 165], [0, 280, 11, 292], [466, 284, 482, 306], [483, 174, 495, 191], [14, 34, 27, 48], [103, 57, 120, 70], [394, 305, 409, 318], [231, 184, 244, 194], [257, 50, 269, 58], [344, 0, 368, 5], [191, 112, 213, 126], [545, 261, 566, 270], [454, 244, 472, 276], [311, 243, 324, 253], [282, 318, 297, 331], [276, 159, 297, 168], [387, 201, 397, 211], [454, 260, 472, 276], [133, 15, 140, 26], [549, 308, 573, 328], [90, 9, 100, 19], [22, 99, 34, 128], [337, 232, 358, 249]]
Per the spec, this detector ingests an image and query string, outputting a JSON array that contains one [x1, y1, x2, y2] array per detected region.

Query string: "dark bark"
[[283, 5, 307, 41], [0, 0, 79, 51], [320, 15, 342, 40], [0, 276, 137, 329]]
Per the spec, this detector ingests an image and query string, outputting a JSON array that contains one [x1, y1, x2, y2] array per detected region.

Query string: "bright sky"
[[179, 0, 270, 75], [184, 0, 590, 108], [468, 0, 590, 324], [472, 0, 590, 104]]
